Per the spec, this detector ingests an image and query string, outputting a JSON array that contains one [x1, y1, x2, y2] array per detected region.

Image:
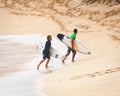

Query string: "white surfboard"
[[57, 34, 91, 54], [36, 42, 63, 58]]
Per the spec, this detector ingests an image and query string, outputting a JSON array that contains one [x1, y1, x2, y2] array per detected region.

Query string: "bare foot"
[[45, 65, 49, 70], [72, 60, 75, 62], [62, 59, 65, 64], [37, 65, 39, 70]]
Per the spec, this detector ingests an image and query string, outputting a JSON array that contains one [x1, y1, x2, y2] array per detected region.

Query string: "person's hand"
[[72, 46, 75, 50], [49, 53, 52, 56]]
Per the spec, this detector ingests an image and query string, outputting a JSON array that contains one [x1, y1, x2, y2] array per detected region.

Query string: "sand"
[[0, 0, 120, 96], [42, 32, 120, 96]]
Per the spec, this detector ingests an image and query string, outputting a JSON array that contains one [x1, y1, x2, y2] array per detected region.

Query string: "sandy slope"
[[0, 9, 60, 36]]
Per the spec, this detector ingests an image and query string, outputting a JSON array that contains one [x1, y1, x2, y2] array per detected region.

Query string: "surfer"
[[62, 28, 78, 63], [37, 35, 52, 70]]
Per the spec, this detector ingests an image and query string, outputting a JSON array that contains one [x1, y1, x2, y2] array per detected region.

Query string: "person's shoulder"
[[46, 40, 51, 44], [46, 40, 48, 43], [71, 33, 74, 35]]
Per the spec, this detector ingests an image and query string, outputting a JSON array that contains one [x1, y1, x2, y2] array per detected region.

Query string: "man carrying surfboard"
[[62, 28, 78, 63], [37, 35, 52, 70]]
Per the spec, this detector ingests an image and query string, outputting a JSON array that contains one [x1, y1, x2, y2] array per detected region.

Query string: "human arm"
[[71, 33, 76, 50], [71, 39, 75, 50]]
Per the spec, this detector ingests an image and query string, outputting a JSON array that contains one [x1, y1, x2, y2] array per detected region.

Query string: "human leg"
[[62, 53, 69, 63], [37, 59, 45, 70], [37, 51, 46, 70], [62, 47, 71, 63], [45, 59, 50, 69], [45, 52, 51, 69], [72, 50, 76, 62]]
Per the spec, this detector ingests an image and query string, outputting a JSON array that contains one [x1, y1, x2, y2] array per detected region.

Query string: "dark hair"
[[73, 28, 78, 33], [47, 35, 51, 40]]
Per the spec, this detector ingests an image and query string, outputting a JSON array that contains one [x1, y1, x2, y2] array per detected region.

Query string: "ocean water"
[[0, 34, 68, 96]]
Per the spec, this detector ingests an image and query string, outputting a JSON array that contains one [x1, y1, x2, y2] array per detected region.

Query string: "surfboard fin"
[[88, 52, 91, 54]]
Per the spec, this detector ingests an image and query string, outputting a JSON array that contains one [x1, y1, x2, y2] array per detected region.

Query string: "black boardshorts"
[[67, 47, 76, 54], [43, 50, 50, 59]]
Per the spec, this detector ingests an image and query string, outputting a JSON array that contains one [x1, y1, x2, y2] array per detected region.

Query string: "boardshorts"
[[43, 50, 50, 59], [67, 47, 76, 54]]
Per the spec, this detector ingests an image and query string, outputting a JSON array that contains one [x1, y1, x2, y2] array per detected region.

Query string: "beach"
[[0, 0, 120, 96], [0, 8, 68, 96]]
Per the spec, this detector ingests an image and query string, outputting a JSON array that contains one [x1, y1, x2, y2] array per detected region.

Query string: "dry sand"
[[0, 0, 120, 96]]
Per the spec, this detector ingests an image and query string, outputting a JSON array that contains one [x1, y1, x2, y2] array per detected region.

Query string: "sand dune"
[[0, 0, 120, 40]]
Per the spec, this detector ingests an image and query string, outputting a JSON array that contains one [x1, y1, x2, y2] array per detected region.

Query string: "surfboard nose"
[[57, 34, 64, 41]]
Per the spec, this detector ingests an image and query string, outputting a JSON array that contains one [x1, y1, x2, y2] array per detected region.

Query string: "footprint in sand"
[[70, 67, 120, 80]]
